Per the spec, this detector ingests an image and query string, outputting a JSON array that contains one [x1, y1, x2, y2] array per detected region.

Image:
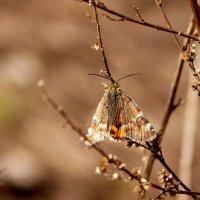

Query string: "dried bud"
[[191, 79, 200, 90], [88, 0, 93, 6], [132, 167, 141, 177], [95, 166, 102, 174], [133, 185, 142, 193], [158, 169, 179, 196], [100, 69, 108, 77], [183, 42, 197, 62], [133, 179, 151, 193], [99, 157, 108, 173], [91, 42, 101, 50], [118, 163, 126, 169], [108, 154, 118, 162], [111, 172, 119, 180]]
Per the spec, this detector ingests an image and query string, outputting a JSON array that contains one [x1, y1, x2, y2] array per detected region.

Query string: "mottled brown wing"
[[121, 91, 157, 142], [86, 90, 111, 145]]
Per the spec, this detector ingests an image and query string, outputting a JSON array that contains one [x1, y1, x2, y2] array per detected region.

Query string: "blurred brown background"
[[0, 0, 199, 199]]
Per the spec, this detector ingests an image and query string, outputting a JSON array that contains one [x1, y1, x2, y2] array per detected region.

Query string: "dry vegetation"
[[0, 0, 200, 200]]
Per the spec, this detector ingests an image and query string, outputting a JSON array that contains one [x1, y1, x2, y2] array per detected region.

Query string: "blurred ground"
[[0, 0, 199, 200]]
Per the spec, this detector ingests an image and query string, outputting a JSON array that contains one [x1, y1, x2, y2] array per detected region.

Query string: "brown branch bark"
[[143, 17, 196, 179], [190, 0, 200, 35], [92, 1, 114, 81], [154, 0, 182, 51], [80, 0, 199, 41]]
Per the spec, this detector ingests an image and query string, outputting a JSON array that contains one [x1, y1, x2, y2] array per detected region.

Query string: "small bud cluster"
[[183, 42, 196, 62], [95, 156, 126, 181], [158, 169, 179, 197], [133, 178, 151, 194]]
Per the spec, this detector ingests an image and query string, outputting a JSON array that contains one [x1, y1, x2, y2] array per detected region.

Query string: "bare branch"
[[154, 0, 182, 51], [156, 149, 198, 199], [190, 0, 200, 35], [143, 16, 196, 180], [91, 0, 114, 82], [80, 0, 199, 41], [154, 0, 200, 95]]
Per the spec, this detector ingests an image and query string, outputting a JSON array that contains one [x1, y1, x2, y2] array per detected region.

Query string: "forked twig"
[[154, 0, 182, 51], [141, 3, 191, 190], [80, 0, 199, 41], [154, 0, 200, 95], [143, 17, 196, 180], [143, 1, 200, 186]]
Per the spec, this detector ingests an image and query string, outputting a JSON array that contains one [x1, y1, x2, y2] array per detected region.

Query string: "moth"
[[86, 82, 157, 145]]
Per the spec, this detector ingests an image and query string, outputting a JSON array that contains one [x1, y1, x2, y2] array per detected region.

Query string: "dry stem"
[[154, 0, 182, 51], [91, 1, 113, 81], [80, 0, 199, 41], [190, 0, 200, 35]]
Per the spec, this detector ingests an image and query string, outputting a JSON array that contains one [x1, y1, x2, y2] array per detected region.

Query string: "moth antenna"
[[117, 73, 141, 82], [88, 73, 113, 82]]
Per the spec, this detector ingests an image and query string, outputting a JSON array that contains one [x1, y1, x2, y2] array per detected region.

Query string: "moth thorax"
[[109, 83, 120, 90]]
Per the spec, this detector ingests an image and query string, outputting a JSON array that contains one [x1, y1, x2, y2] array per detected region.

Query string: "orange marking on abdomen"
[[110, 125, 126, 139]]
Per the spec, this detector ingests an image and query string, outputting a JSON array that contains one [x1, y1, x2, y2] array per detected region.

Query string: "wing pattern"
[[86, 83, 157, 145]]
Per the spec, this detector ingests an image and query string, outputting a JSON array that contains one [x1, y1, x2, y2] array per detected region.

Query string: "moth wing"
[[122, 92, 157, 142], [86, 91, 111, 145]]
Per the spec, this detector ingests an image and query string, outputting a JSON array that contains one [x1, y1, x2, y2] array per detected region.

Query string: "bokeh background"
[[0, 0, 199, 199]]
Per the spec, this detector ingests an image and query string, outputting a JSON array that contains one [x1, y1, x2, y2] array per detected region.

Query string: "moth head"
[[102, 82, 120, 91]]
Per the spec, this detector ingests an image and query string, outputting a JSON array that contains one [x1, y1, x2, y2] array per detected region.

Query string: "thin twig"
[[91, 0, 114, 82], [156, 149, 197, 199], [143, 17, 196, 179], [37, 80, 200, 199], [189, 61, 200, 95], [154, 0, 183, 51], [154, 0, 200, 96], [80, 0, 199, 41], [143, 140, 200, 199], [140, 6, 194, 194], [190, 0, 200, 35], [133, 6, 144, 23]]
